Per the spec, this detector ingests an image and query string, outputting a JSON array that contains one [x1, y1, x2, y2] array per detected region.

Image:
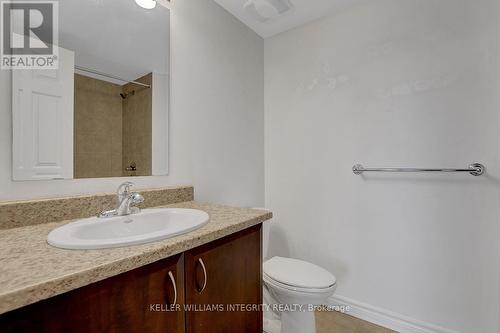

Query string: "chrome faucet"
[[98, 182, 145, 218]]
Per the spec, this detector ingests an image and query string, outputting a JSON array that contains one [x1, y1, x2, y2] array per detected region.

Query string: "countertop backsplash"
[[0, 186, 194, 230]]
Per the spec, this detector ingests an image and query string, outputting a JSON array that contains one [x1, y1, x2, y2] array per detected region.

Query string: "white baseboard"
[[328, 295, 459, 333]]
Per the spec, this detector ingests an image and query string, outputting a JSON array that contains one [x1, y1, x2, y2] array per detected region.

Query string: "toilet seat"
[[263, 257, 336, 293], [264, 273, 336, 294]]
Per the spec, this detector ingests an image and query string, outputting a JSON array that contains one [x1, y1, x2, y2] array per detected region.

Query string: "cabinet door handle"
[[167, 271, 177, 306], [197, 258, 207, 294]]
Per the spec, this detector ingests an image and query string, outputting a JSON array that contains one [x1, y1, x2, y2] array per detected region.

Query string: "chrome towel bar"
[[352, 163, 485, 176]]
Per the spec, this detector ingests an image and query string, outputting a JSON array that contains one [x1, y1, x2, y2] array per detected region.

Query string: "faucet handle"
[[118, 182, 134, 193], [117, 182, 134, 203]]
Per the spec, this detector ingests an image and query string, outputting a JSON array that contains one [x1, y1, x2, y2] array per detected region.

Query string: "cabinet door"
[[185, 225, 263, 333], [0, 254, 185, 333]]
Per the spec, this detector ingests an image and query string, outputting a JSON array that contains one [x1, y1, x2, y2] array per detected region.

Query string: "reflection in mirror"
[[73, 72, 154, 178], [11, 0, 170, 181]]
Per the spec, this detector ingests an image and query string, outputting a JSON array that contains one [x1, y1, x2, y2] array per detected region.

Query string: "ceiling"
[[59, 0, 170, 83], [214, 0, 362, 38]]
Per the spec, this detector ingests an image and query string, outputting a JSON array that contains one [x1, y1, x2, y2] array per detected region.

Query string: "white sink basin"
[[47, 208, 209, 250]]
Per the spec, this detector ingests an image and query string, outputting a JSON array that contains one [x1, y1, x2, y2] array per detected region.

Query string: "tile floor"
[[316, 310, 396, 333]]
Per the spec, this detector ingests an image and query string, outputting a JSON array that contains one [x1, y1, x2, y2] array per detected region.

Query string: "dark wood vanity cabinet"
[[0, 224, 262, 333], [185, 224, 263, 333], [0, 254, 185, 333]]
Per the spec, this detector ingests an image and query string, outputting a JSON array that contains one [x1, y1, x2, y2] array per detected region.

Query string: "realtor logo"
[[1, 1, 58, 69]]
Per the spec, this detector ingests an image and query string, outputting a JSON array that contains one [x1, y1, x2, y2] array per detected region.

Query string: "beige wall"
[[74, 74, 123, 178], [122, 73, 153, 177]]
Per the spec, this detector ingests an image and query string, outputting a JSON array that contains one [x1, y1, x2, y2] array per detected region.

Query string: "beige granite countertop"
[[0, 201, 272, 315]]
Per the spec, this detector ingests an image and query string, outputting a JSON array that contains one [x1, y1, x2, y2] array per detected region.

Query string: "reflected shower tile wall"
[[74, 74, 123, 178], [122, 73, 153, 177]]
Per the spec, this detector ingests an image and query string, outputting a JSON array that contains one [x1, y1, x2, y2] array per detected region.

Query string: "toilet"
[[263, 256, 337, 333]]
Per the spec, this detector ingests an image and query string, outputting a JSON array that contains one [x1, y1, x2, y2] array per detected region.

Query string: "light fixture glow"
[[135, 0, 157, 9]]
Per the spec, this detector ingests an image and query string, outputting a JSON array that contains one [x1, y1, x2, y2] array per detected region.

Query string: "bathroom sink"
[[47, 208, 209, 250]]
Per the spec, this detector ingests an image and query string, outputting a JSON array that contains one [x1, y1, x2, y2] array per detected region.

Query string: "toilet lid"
[[263, 257, 336, 289]]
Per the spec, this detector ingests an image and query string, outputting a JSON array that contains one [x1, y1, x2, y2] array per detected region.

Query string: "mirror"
[[11, 0, 170, 180]]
